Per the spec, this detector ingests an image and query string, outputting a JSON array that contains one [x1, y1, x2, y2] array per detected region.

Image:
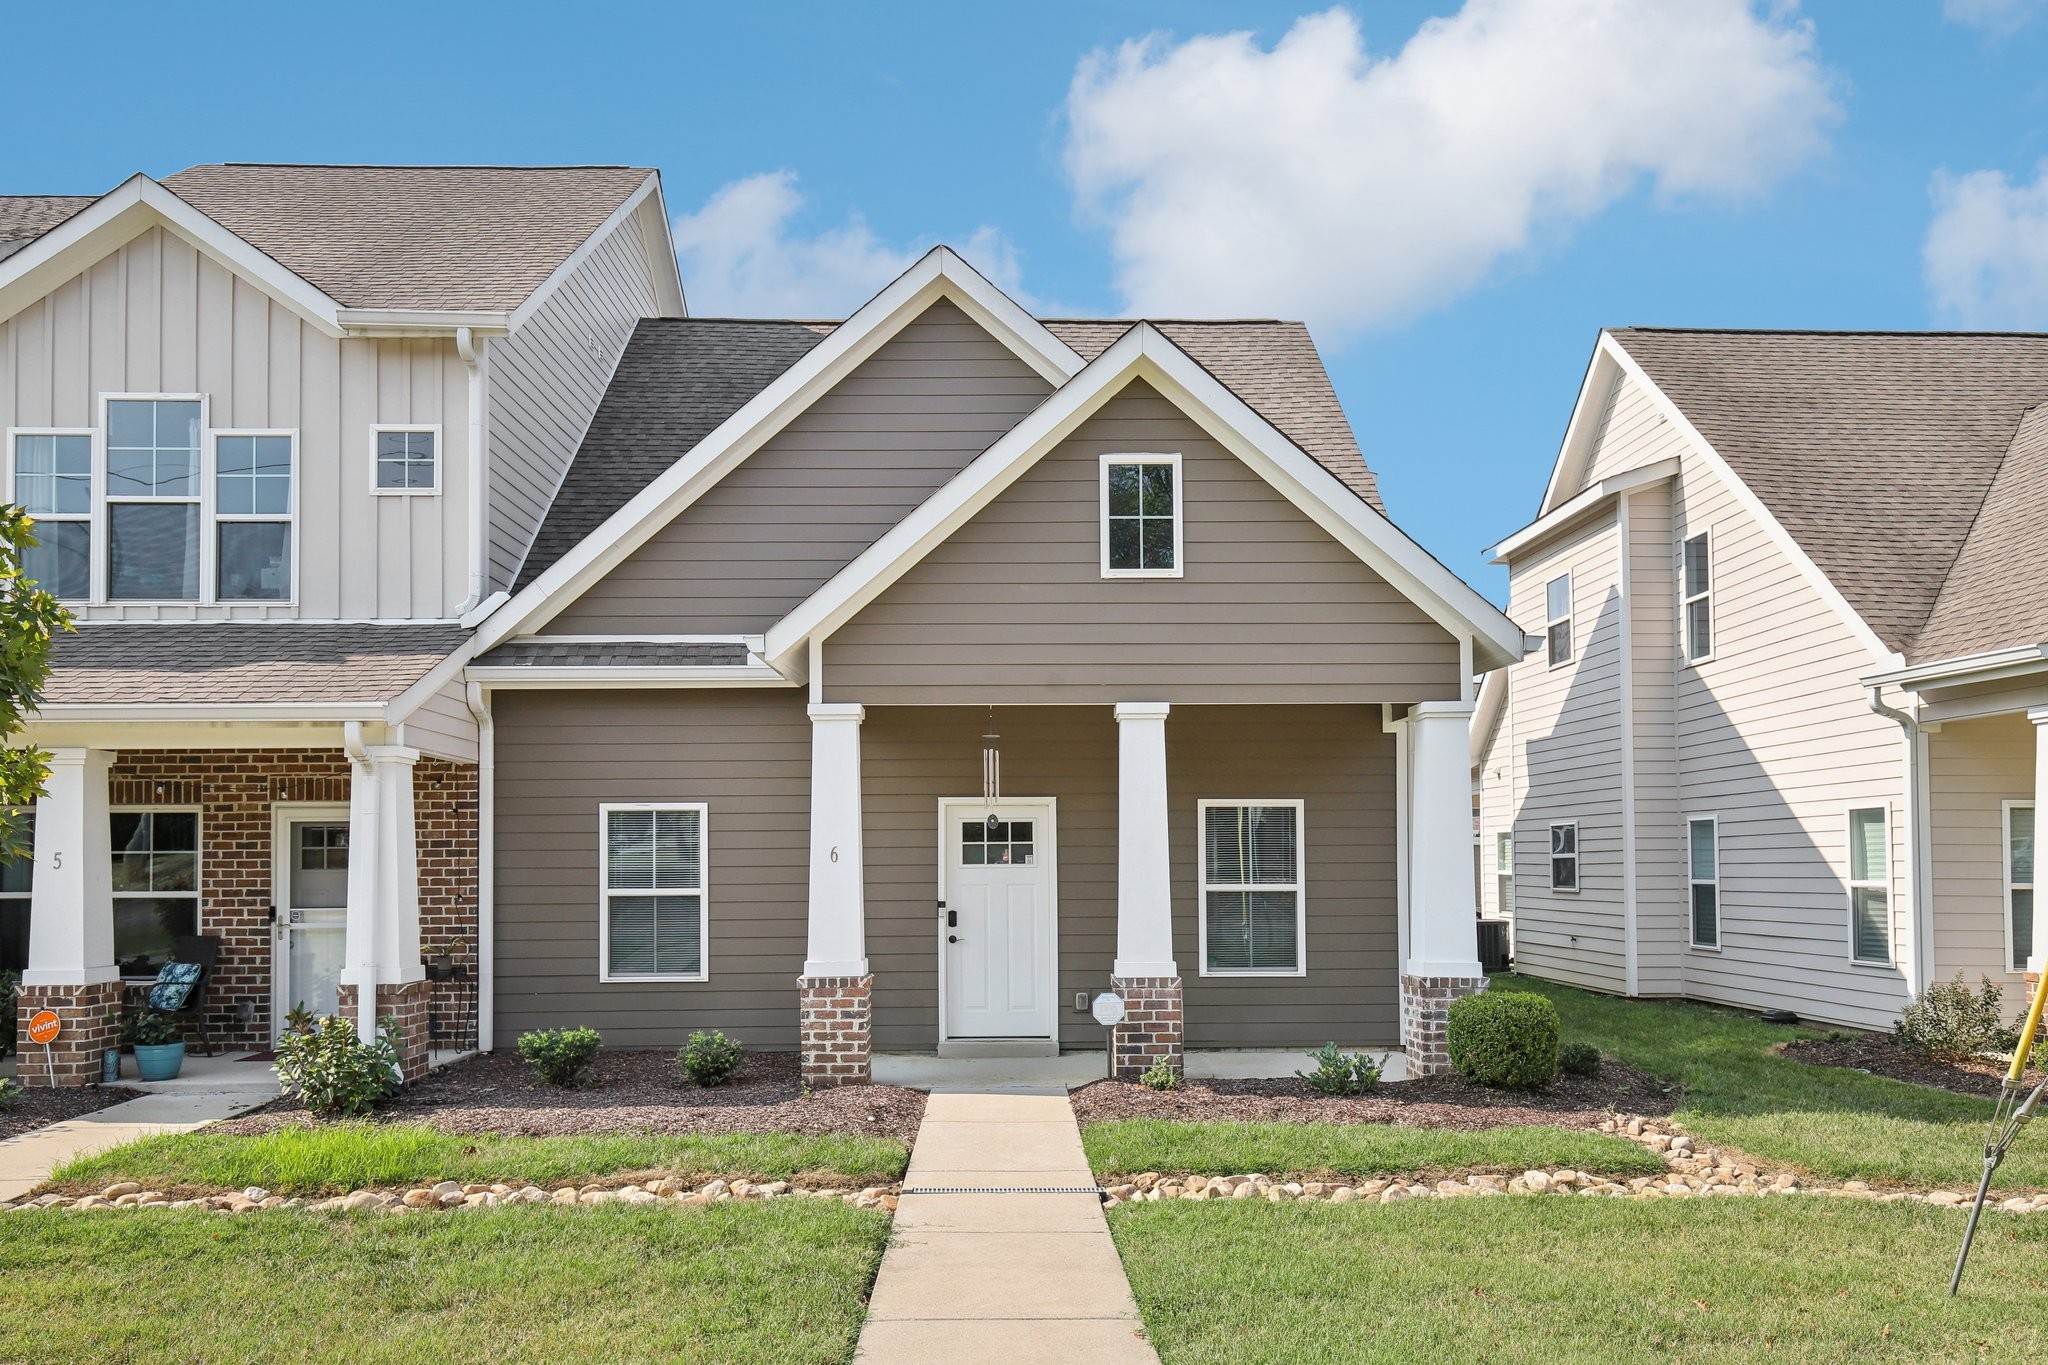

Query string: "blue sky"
[[9, 1, 2048, 601]]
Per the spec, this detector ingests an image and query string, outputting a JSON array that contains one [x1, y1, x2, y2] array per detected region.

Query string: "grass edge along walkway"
[[1081, 1118, 1664, 1182], [48, 1123, 909, 1196]]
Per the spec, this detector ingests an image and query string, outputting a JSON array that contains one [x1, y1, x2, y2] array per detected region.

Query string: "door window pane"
[[108, 503, 199, 600]]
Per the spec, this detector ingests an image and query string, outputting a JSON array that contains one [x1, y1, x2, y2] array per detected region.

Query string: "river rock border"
[[1101, 1113, 2048, 1214], [4, 1177, 903, 1215]]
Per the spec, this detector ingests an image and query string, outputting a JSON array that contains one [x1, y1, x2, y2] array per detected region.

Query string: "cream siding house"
[[1478, 329, 2048, 1031]]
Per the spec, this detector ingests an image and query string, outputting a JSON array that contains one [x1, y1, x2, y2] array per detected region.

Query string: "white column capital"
[[361, 744, 421, 767], [1409, 699, 1477, 722], [2027, 706, 2048, 727], [1114, 701, 1172, 723], [808, 702, 866, 724], [44, 747, 115, 772]]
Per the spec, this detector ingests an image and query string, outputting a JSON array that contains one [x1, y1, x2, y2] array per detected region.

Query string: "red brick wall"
[[13, 981, 123, 1088], [1110, 975, 1183, 1081], [798, 974, 873, 1088], [105, 750, 477, 1052]]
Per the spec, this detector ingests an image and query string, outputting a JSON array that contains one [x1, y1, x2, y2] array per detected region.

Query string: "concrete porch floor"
[[2, 1046, 476, 1094], [873, 1046, 1409, 1092]]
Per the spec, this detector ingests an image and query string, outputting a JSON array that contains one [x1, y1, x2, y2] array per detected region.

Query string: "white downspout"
[[1868, 684, 1930, 998], [455, 327, 488, 614], [464, 683, 496, 1052], [342, 721, 380, 1041]]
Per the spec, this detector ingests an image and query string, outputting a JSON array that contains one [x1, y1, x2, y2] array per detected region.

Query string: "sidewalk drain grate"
[[901, 1186, 1104, 1195]]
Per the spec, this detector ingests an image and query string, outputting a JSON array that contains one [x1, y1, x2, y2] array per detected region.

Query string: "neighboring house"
[[2, 166, 1523, 1088], [1475, 329, 2048, 1032]]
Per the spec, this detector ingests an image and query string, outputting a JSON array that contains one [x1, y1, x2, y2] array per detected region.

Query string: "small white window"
[[1100, 453, 1181, 577], [105, 396, 204, 601], [371, 425, 440, 494], [1683, 531, 1713, 662], [1688, 816, 1719, 949], [214, 431, 294, 602], [599, 803, 706, 981], [1545, 574, 1573, 666], [1549, 821, 1578, 891], [1199, 800, 1304, 975], [2007, 802, 2034, 972], [8, 431, 92, 599], [1495, 832, 1514, 916], [1847, 806, 1890, 966]]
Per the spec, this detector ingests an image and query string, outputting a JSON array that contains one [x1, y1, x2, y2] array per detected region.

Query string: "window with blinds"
[[600, 804, 707, 981], [1688, 816, 1719, 949], [2008, 803, 2034, 971], [1847, 806, 1890, 966], [1200, 801, 1305, 975]]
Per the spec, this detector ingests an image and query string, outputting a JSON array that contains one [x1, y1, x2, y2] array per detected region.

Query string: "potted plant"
[[129, 1009, 185, 1081]]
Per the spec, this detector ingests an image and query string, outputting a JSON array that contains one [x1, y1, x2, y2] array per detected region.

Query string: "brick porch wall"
[[1110, 975, 1183, 1081], [105, 750, 477, 1053], [798, 975, 873, 1088], [337, 979, 431, 1083], [1400, 973, 1489, 1077], [13, 981, 123, 1088]]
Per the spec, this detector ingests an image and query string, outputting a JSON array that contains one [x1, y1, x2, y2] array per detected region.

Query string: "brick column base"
[[1110, 975, 1183, 1081], [338, 981, 431, 1084], [799, 974, 873, 1089], [15, 981, 124, 1088], [1400, 973, 1489, 1077]]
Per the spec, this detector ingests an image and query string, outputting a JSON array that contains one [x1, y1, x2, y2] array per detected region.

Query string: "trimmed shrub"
[[1895, 974, 2019, 1060], [1447, 991, 1560, 1091], [1138, 1058, 1180, 1091], [1557, 1041, 1602, 1078], [517, 1027, 603, 1088], [1296, 1042, 1386, 1096], [276, 1014, 403, 1117], [679, 1030, 744, 1087]]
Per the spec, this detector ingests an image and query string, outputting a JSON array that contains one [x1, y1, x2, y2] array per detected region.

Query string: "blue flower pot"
[[133, 1042, 185, 1081]]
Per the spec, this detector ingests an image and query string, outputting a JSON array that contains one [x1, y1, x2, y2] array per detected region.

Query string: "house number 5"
[[50, 851, 61, 870]]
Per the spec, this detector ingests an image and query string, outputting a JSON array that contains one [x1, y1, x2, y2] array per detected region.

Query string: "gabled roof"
[[0, 196, 94, 262], [1913, 402, 2048, 664], [1603, 329, 2048, 663]]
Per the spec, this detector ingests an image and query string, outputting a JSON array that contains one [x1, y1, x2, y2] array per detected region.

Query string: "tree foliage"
[[0, 506, 73, 858]]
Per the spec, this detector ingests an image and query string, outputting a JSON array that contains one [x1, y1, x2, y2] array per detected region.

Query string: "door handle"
[[947, 935, 961, 944]]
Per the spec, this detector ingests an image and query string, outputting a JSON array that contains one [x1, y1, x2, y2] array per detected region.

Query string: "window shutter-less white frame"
[[598, 802, 708, 982], [1545, 573, 1573, 667], [1846, 805, 1891, 967], [1198, 799, 1306, 976], [1549, 820, 1578, 892], [1687, 815, 1719, 950], [1682, 528, 1713, 664], [1099, 452, 1183, 578], [2006, 801, 2034, 973]]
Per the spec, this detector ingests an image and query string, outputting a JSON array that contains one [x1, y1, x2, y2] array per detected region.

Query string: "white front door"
[[942, 800, 1057, 1040], [272, 804, 351, 1035]]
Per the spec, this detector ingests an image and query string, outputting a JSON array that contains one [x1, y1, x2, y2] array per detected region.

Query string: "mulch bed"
[[1070, 1058, 1674, 1130], [0, 1084, 143, 1142], [211, 1050, 925, 1142], [1779, 1036, 2037, 1100]]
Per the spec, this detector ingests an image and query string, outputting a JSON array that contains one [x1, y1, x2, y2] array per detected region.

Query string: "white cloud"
[[1063, 1, 1839, 334], [1924, 164, 2048, 326], [1942, 0, 2040, 35], [673, 171, 1030, 316]]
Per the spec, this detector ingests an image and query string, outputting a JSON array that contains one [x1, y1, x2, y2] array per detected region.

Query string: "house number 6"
[[830, 847, 840, 863]]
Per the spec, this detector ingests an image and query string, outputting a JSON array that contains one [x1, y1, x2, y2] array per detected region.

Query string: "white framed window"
[[6, 429, 93, 600], [371, 425, 441, 495], [1549, 820, 1578, 891], [2006, 801, 2034, 972], [1847, 805, 1891, 966], [1688, 815, 1719, 950], [1495, 832, 1514, 916], [1682, 530, 1713, 663], [213, 430, 295, 602], [104, 395, 205, 602], [1100, 452, 1181, 577], [1198, 799, 1305, 975], [110, 808, 200, 977], [1545, 573, 1573, 666], [598, 803, 707, 982]]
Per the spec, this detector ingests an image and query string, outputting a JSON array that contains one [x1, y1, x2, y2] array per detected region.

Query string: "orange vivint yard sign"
[[26, 1010, 59, 1045]]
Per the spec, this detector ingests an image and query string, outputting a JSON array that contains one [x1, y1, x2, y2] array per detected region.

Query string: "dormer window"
[[372, 426, 439, 494], [1101, 453, 1181, 577]]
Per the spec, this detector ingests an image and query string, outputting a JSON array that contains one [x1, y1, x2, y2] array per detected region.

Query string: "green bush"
[[1138, 1058, 1180, 1091], [0, 1076, 21, 1106], [517, 1027, 602, 1088], [1447, 991, 1560, 1091], [678, 1030, 743, 1087], [1557, 1041, 1601, 1078], [1895, 974, 2019, 1060], [276, 1015, 403, 1117], [1295, 1042, 1385, 1095]]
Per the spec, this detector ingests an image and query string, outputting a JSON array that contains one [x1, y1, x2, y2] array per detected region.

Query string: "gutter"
[[464, 683, 495, 1053], [455, 326, 488, 614], [1868, 684, 1933, 998]]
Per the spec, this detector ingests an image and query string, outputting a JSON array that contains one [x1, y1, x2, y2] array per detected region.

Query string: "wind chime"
[[981, 706, 1002, 833]]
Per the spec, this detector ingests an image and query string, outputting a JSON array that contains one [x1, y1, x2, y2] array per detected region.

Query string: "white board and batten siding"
[[0, 226, 468, 620], [485, 208, 669, 593]]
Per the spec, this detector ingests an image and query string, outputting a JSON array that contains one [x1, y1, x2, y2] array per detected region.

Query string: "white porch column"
[[2031, 708, 2048, 976], [341, 743, 423, 1051], [21, 748, 117, 988], [804, 704, 867, 978], [370, 746, 424, 989], [1113, 702, 1175, 977], [1401, 701, 1487, 1075]]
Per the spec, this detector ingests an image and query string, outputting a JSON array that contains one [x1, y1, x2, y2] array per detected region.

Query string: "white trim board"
[[763, 323, 1526, 674], [470, 247, 1087, 651]]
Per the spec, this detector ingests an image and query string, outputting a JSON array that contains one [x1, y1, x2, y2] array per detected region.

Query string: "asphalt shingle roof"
[[0, 195, 94, 263], [44, 623, 468, 705], [473, 640, 751, 668], [1607, 329, 2048, 662]]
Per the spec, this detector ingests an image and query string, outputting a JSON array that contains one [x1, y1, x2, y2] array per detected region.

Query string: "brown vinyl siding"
[[491, 688, 811, 1049], [823, 379, 1460, 706], [546, 301, 1051, 635]]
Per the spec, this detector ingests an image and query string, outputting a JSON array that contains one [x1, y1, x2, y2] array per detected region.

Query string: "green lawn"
[[0, 1202, 888, 1364], [1110, 1197, 2048, 1364], [1083, 1119, 1663, 1182], [50, 1123, 908, 1196], [1510, 973, 2043, 1188]]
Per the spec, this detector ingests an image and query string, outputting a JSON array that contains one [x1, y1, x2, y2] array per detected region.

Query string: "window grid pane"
[[375, 430, 437, 490], [1692, 883, 1718, 947], [14, 434, 91, 515], [1689, 820, 1717, 881], [1849, 808, 1887, 883], [1202, 803, 1300, 972], [1106, 461, 1175, 571], [106, 400, 200, 497], [1852, 887, 1890, 964]]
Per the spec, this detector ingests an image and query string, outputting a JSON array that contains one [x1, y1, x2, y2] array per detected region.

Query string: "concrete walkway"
[[855, 1090, 1159, 1364], [0, 1087, 273, 1201]]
